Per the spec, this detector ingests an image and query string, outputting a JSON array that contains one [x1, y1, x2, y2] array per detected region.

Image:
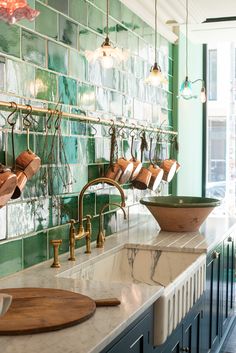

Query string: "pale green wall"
[[173, 29, 203, 196]]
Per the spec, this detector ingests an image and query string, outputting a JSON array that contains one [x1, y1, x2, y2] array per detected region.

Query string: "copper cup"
[[16, 150, 41, 180], [161, 159, 177, 182], [175, 161, 181, 173], [130, 158, 142, 181], [118, 158, 134, 184], [0, 165, 17, 208], [11, 170, 28, 200], [132, 167, 152, 190], [105, 164, 122, 181], [148, 164, 164, 191]]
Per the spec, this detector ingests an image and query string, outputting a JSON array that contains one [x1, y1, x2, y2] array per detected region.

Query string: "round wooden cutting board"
[[0, 288, 97, 335]]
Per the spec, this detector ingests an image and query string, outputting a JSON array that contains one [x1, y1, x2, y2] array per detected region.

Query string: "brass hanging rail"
[[0, 100, 178, 136]]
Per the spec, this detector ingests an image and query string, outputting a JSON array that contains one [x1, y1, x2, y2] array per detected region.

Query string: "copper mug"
[[105, 163, 122, 181], [118, 157, 133, 184], [132, 167, 152, 190], [0, 164, 17, 208], [16, 149, 41, 180], [130, 158, 142, 181], [11, 170, 28, 200], [161, 159, 177, 182], [148, 164, 164, 191]]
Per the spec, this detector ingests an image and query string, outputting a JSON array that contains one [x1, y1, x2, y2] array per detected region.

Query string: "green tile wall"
[[0, 0, 174, 278]]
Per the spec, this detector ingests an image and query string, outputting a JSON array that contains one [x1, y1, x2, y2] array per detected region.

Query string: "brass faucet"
[[69, 177, 126, 261], [97, 202, 127, 248]]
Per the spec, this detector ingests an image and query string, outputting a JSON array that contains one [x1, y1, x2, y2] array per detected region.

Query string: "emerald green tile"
[[8, 202, 35, 237], [48, 165, 72, 196], [35, 134, 58, 165], [78, 83, 96, 110], [0, 56, 5, 92], [88, 4, 105, 34], [93, 0, 106, 11], [0, 239, 22, 277], [61, 196, 78, 224], [48, 0, 68, 14], [69, 50, 87, 81], [59, 15, 78, 48], [35, 68, 57, 101], [70, 112, 87, 135], [88, 164, 103, 182], [23, 232, 47, 269], [70, 164, 88, 193], [69, 0, 88, 26], [96, 192, 109, 215], [87, 137, 95, 164], [23, 167, 47, 199], [58, 76, 77, 105], [0, 22, 20, 58], [7, 60, 35, 98], [60, 136, 78, 164], [48, 41, 68, 74], [7, 132, 34, 167], [104, 211, 117, 236], [79, 28, 99, 52], [22, 30, 46, 67], [83, 192, 95, 217], [19, 0, 36, 29], [36, 2, 58, 40], [48, 224, 70, 257]]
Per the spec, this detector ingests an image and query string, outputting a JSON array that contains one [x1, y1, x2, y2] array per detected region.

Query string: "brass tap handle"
[[69, 219, 76, 261], [85, 215, 92, 254], [50, 240, 62, 268]]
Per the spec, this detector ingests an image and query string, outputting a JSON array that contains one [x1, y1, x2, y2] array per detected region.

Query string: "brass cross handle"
[[50, 239, 62, 268]]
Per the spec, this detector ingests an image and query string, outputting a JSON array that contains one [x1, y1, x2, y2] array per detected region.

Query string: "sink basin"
[[140, 196, 220, 232], [59, 244, 206, 345]]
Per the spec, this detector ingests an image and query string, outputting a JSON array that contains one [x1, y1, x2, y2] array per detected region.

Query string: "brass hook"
[[89, 120, 98, 137], [108, 119, 116, 135], [148, 127, 155, 140], [129, 123, 137, 138], [46, 109, 53, 129], [7, 102, 18, 126], [23, 104, 33, 128], [117, 121, 127, 139]]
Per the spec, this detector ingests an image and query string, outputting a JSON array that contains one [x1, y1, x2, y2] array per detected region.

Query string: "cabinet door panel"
[[161, 324, 182, 353], [182, 299, 203, 353]]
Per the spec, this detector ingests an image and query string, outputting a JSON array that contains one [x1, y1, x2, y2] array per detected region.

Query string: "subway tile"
[[48, 224, 70, 257], [88, 164, 103, 182], [35, 2, 58, 40], [22, 30, 46, 67], [103, 211, 117, 236], [48, 0, 68, 14], [0, 239, 22, 277], [23, 231, 47, 268], [34, 197, 59, 230], [83, 192, 95, 217], [48, 41, 68, 74], [60, 195, 78, 224], [88, 4, 105, 34], [70, 164, 88, 193], [35, 68, 57, 102], [58, 76, 77, 106], [59, 15, 78, 48], [19, 0, 36, 30], [6, 131, 34, 167], [69, 0, 88, 26], [0, 207, 6, 240], [60, 136, 78, 164], [79, 28, 101, 52], [7, 60, 35, 98], [0, 22, 20, 58], [69, 51, 87, 81], [8, 201, 35, 238], [0, 56, 5, 92], [78, 83, 96, 111]]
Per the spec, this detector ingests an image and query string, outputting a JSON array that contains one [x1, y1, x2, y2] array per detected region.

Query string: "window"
[[208, 49, 217, 100]]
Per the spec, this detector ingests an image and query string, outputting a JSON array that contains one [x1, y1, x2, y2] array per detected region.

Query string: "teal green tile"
[[7, 132, 34, 167], [88, 4, 105, 34], [0, 239, 22, 277], [48, 224, 70, 257], [0, 56, 5, 92], [48, 41, 68, 74], [48, 0, 68, 14], [8, 202, 35, 237], [88, 164, 103, 182], [60, 136, 78, 164], [48, 165, 72, 196], [22, 30, 46, 67], [61, 196, 78, 224], [109, 1, 121, 20], [69, 50, 87, 81], [35, 2, 58, 39], [93, 0, 106, 11], [69, 0, 88, 26], [79, 28, 99, 52], [35, 68, 57, 101], [78, 83, 96, 110], [83, 192, 95, 217], [121, 4, 135, 30], [87, 137, 95, 164], [58, 76, 77, 105], [96, 192, 109, 215], [19, 0, 36, 29], [104, 211, 117, 236], [70, 164, 88, 193], [23, 167, 48, 199], [23, 232, 47, 269], [7, 60, 35, 98], [35, 134, 58, 165], [0, 22, 20, 58], [59, 15, 78, 48]]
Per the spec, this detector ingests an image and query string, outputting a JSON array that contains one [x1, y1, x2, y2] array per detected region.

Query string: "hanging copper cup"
[[0, 164, 17, 208], [148, 136, 164, 191], [129, 133, 142, 181], [161, 135, 177, 182]]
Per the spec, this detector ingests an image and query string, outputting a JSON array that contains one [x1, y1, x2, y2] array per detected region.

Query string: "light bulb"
[[179, 77, 193, 99], [200, 87, 207, 103], [145, 63, 163, 87], [100, 54, 114, 69]]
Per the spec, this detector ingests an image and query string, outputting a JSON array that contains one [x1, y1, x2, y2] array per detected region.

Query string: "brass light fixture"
[[85, 0, 129, 69], [178, 0, 207, 103], [145, 0, 167, 86]]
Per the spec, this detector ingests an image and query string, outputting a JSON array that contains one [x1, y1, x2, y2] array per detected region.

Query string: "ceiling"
[[120, 0, 236, 43]]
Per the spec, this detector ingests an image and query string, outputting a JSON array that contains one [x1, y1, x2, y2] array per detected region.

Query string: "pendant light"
[[85, 0, 129, 69], [145, 0, 167, 86], [178, 0, 207, 103], [0, 0, 40, 24]]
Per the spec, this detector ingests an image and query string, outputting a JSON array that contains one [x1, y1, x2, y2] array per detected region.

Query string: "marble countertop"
[[0, 214, 235, 353]]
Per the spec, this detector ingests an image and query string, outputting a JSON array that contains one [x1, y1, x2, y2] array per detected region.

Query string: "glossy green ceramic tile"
[[79, 28, 99, 52], [96, 192, 109, 215], [93, 0, 106, 11], [19, 0, 36, 29], [48, 41, 68, 74], [78, 83, 96, 111], [48, 224, 70, 257], [109, 91, 123, 115], [35, 68, 57, 102], [109, 0, 121, 20], [103, 211, 117, 236], [69, 0, 88, 26], [8, 202, 35, 237], [87, 137, 95, 164], [96, 87, 109, 111], [70, 117, 87, 136], [60, 195, 78, 224], [120, 4, 134, 30], [69, 51, 87, 81], [35, 134, 58, 165], [23, 232, 47, 268], [35, 2, 58, 40], [88, 4, 105, 34], [48, 0, 68, 14], [22, 30, 46, 67], [34, 197, 57, 230], [7, 60, 35, 98], [7, 132, 34, 167], [83, 192, 95, 217], [0, 239, 22, 277], [0, 56, 5, 92], [0, 22, 20, 58], [59, 15, 78, 48], [70, 164, 88, 193], [58, 76, 77, 105], [60, 136, 78, 164], [88, 164, 103, 181]]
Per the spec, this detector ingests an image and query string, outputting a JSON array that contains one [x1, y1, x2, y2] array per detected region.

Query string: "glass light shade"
[[179, 78, 197, 100], [0, 0, 40, 24], [145, 63, 167, 87], [85, 38, 129, 69], [200, 87, 207, 103]]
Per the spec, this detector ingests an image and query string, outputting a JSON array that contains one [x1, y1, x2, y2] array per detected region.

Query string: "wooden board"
[[0, 288, 96, 335]]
